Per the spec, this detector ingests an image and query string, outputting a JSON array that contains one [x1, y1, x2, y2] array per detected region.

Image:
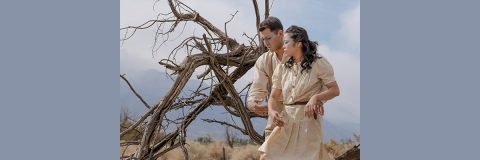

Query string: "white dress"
[[258, 57, 336, 160]]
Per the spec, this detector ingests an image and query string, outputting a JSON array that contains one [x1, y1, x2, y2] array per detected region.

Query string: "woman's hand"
[[304, 97, 324, 119], [269, 110, 285, 127]]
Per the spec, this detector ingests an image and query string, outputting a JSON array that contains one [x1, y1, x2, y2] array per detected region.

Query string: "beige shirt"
[[272, 57, 336, 105], [247, 51, 287, 103]]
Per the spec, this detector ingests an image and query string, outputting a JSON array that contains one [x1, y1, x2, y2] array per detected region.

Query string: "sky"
[[120, 0, 360, 129]]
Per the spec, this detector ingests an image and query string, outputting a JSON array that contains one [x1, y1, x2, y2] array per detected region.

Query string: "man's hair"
[[259, 16, 283, 33]]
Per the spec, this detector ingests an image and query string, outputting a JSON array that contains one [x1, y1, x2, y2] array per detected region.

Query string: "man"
[[247, 17, 327, 139]]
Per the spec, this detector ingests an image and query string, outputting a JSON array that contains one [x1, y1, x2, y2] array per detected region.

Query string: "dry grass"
[[120, 143, 138, 158], [158, 141, 258, 160], [121, 138, 357, 160], [230, 144, 260, 160], [121, 141, 260, 160], [160, 141, 211, 160], [323, 138, 356, 159]]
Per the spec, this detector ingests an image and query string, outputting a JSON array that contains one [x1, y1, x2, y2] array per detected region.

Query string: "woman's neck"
[[292, 51, 303, 63]]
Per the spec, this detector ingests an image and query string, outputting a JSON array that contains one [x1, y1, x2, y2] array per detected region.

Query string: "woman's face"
[[283, 33, 300, 57]]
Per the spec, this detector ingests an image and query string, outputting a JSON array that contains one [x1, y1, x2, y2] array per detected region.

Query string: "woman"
[[258, 25, 340, 160]]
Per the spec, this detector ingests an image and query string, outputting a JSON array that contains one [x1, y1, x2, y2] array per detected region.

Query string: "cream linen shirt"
[[272, 57, 336, 105], [247, 51, 287, 103]]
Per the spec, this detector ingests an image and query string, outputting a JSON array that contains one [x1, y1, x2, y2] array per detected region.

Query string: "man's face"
[[259, 28, 283, 52]]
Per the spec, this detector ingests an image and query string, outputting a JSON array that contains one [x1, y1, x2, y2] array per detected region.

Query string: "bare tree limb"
[[252, 0, 265, 54], [120, 99, 162, 138], [202, 119, 246, 135], [265, 0, 269, 18], [120, 74, 151, 109], [151, 142, 182, 160], [121, 141, 141, 146]]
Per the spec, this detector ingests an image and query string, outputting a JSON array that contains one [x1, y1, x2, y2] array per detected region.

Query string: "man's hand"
[[247, 99, 268, 116], [304, 98, 324, 119]]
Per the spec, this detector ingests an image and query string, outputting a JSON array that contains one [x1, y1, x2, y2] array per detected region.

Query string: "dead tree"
[[224, 126, 238, 148], [204, 131, 215, 143], [120, 0, 359, 159], [120, 0, 271, 159]]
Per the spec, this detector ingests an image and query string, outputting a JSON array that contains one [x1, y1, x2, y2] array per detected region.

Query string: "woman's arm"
[[311, 81, 340, 101], [305, 81, 340, 118], [268, 88, 282, 112], [268, 88, 284, 127]]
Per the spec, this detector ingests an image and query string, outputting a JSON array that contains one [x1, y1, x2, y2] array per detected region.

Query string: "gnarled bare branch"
[[202, 119, 246, 135], [121, 1, 272, 159]]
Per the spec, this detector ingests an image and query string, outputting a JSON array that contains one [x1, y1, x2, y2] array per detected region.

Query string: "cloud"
[[318, 45, 360, 124], [319, 3, 360, 125], [334, 3, 360, 56]]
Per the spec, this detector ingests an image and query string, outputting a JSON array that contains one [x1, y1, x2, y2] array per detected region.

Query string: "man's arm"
[[247, 54, 270, 116]]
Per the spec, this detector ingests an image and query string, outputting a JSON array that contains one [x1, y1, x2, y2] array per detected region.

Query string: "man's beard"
[[268, 45, 278, 52]]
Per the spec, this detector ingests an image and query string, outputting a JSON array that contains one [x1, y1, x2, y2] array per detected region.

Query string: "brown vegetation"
[[121, 136, 358, 160], [224, 126, 238, 148], [324, 138, 356, 159]]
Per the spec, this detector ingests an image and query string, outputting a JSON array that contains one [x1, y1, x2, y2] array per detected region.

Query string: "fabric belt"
[[292, 101, 308, 105], [289, 101, 317, 120]]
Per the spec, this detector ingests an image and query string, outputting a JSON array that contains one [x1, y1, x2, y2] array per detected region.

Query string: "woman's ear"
[[295, 41, 302, 48]]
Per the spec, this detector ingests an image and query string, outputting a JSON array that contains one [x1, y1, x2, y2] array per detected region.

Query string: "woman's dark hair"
[[284, 25, 322, 73]]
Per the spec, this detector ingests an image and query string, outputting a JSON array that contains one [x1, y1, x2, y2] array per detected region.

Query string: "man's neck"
[[273, 47, 284, 61]]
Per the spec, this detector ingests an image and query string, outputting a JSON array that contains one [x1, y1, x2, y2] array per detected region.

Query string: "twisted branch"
[[121, 1, 271, 159]]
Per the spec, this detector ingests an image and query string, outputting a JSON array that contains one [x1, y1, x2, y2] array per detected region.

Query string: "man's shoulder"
[[259, 50, 272, 59], [276, 63, 285, 72], [255, 51, 273, 63]]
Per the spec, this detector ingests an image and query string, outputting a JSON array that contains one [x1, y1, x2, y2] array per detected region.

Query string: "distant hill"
[[120, 69, 359, 142]]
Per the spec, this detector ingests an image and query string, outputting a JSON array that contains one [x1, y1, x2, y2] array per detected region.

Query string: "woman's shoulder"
[[313, 56, 333, 69], [312, 57, 333, 71]]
